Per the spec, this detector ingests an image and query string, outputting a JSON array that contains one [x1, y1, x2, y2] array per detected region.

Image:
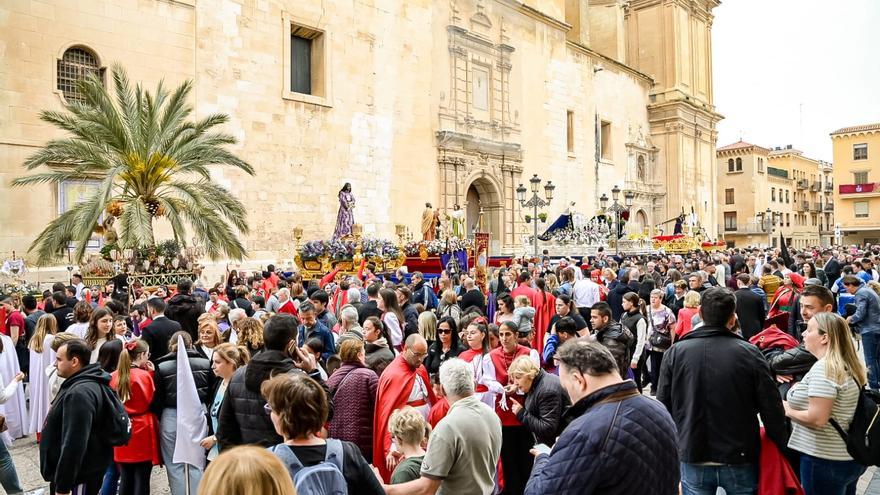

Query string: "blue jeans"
[[862, 331, 880, 389], [800, 453, 865, 495], [101, 462, 120, 495], [680, 463, 758, 495], [0, 438, 22, 494], [160, 409, 203, 495]]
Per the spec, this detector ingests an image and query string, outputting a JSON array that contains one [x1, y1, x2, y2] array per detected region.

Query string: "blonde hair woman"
[[437, 290, 461, 325], [784, 312, 867, 494], [198, 445, 296, 495], [674, 291, 701, 339], [418, 311, 438, 343], [196, 313, 223, 361], [28, 314, 57, 436], [507, 355, 568, 446], [235, 317, 265, 357], [202, 342, 250, 461]]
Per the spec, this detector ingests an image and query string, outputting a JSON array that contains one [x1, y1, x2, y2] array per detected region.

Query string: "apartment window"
[[735, 157, 743, 171], [57, 47, 104, 102], [785, 190, 790, 203], [854, 144, 868, 161], [854, 171, 869, 184], [725, 188, 734, 204], [724, 212, 737, 231], [786, 213, 790, 227], [283, 16, 330, 105], [600, 121, 612, 160], [566, 111, 574, 154], [855, 201, 869, 218], [771, 187, 776, 201], [757, 157, 764, 173], [727, 158, 734, 173]]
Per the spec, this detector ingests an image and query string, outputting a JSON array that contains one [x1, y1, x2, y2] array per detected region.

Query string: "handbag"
[[648, 308, 672, 351], [0, 414, 7, 433]]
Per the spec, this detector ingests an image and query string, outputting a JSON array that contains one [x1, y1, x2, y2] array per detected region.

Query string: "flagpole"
[[185, 464, 190, 495]]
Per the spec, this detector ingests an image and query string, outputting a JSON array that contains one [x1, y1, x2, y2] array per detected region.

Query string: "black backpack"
[[100, 385, 132, 447], [830, 387, 880, 466]]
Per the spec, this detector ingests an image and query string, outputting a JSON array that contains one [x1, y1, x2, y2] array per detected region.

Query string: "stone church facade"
[[0, 0, 721, 261]]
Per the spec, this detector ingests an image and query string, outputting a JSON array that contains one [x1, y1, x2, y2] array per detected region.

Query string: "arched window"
[[727, 158, 734, 172], [637, 155, 646, 181], [57, 47, 103, 102], [735, 157, 743, 171]]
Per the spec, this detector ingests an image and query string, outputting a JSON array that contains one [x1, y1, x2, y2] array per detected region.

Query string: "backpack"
[[829, 387, 880, 466], [424, 286, 439, 310], [100, 385, 132, 447], [269, 439, 348, 495]]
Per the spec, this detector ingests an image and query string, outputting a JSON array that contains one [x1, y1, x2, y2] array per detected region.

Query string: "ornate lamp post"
[[516, 174, 555, 258], [757, 208, 781, 248], [599, 185, 635, 256]]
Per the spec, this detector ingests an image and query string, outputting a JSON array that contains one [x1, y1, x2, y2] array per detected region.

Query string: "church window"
[[284, 19, 328, 103], [735, 157, 742, 171], [727, 158, 734, 172], [567, 111, 575, 154], [600, 121, 612, 160], [757, 158, 764, 173], [57, 47, 103, 102]]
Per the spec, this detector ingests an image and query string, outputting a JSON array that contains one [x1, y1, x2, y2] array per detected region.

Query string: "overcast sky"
[[712, 0, 880, 162]]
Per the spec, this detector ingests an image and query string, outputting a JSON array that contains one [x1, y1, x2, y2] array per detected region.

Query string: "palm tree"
[[13, 64, 255, 264]]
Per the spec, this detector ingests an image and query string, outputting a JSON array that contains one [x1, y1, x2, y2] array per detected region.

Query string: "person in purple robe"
[[333, 182, 356, 239]]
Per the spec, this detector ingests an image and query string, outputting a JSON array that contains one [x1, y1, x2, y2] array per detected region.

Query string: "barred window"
[[57, 47, 103, 102]]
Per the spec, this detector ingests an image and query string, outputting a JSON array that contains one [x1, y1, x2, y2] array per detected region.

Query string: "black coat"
[[424, 342, 465, 374], [51, 306, 74, 333], [229, 297, 254, 317], [152, 349, 216, 412], [141, 316, 182, 365], [40, 364, 114, 493], [657, 326, 788, 464], [165, 293, 205, 340], [823, 258, 842, 289], [460, 289, 486, 315], [607, 284, 634, 322], [358, 300, 383, 325], [216, 350, 329, 449], [734, 288, 766, 341], [517, 370, 569, 446]]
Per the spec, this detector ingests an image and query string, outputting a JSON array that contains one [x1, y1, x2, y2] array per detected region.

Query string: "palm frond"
[[117, 198, 154, 250]]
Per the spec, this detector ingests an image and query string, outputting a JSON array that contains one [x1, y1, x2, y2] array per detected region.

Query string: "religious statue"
[[674, 213, 685, 235], [446, 204, 466, 238], [421, 203, 438, 241], [332, 183, 355, 240]]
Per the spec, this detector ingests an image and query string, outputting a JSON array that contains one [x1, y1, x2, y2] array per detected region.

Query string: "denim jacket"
[[850, 286, 880, 334]]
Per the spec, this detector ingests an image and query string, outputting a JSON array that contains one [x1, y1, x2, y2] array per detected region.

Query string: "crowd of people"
[[0, 246, 879, 494]]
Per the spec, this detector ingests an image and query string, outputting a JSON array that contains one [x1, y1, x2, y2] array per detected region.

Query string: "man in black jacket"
[[358, 283, 384, 324], [217, 314, 329, 449], [142, 298, 182, 366], [459, 277, 486, 315], [50, 291, 74, 333], [165, 278, 205, 341], [734, 273, 766, 340], [657, 287, 788, 495], [40, 339, 114, 495], [822, 250, 841, 290], [589, 302, 634, 379]]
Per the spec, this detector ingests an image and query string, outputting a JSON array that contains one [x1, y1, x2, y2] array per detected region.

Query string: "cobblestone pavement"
[[9, 433, 880, 494]]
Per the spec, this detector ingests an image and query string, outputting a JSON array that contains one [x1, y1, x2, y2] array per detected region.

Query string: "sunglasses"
[[438, 329, 452, 335]]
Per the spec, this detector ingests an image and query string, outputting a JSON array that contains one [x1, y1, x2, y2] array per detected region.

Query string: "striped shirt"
[[787, 359, 859, 460]]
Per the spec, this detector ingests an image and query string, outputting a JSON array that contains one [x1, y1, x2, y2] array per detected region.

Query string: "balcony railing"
[[839, 183, 878, 194], [725, 223, 771, 234], [825, 202, 834, 212], [796, 201, 809, 212], [824, 182, 833, 192], [810, 181, 821, 191], [811, 202, 821, 212], [796, 179, 809, 189]]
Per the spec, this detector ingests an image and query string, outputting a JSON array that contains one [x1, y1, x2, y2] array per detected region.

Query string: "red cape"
[[533, 291, 555, 356], [372, 354, 436, 482]]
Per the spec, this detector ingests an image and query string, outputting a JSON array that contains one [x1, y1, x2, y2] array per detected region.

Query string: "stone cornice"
[[566, 41, 654, 85], [495, 0, 572, 32]]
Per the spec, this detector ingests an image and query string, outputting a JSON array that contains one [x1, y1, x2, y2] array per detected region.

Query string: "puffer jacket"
[[516, 370, 569, 446], [216, 349, 328, 449], [595, 322, 634, 378], [165, 293, 205, 340], [524, 381, 679, 495], [326, 362, 378, 462], [152, 349, 215, 411], [365, 338, 395, 374]]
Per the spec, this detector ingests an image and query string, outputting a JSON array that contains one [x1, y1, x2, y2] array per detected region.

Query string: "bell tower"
[[625, 0, 723, 236]]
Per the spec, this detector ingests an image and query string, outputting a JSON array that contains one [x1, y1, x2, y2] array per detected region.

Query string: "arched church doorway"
[[462, 177, 502, 249], [634, 209, 648, 235]]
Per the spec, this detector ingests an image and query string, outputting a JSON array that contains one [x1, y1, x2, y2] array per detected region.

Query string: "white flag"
[[173, 335, 208, 470]]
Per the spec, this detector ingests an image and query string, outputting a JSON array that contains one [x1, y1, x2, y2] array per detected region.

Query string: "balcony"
[[796, 201, 808, 212], [810, 181, 821, 192], [796, 179, 809, 189], [824, 182, 833, 192], [839, 183, 878, 195], [725, 223, 769, 234], [825, 202, 834, 212], [810, 202, 821, 212]]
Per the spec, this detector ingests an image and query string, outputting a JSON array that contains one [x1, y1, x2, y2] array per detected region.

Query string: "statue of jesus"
[[421, 203, 438, 241], [332, 183, 355, 239]]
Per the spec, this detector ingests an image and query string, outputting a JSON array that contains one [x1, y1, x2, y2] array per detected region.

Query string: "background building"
[[717, 141, 833, 248], [832, 123, 880, 245], [1, 0, 721, 264]]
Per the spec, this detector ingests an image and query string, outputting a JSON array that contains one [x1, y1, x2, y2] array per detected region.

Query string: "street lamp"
[[757, 208, 780, 248], [601, 185, 633, 256], [517, 174, 555, 257]]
